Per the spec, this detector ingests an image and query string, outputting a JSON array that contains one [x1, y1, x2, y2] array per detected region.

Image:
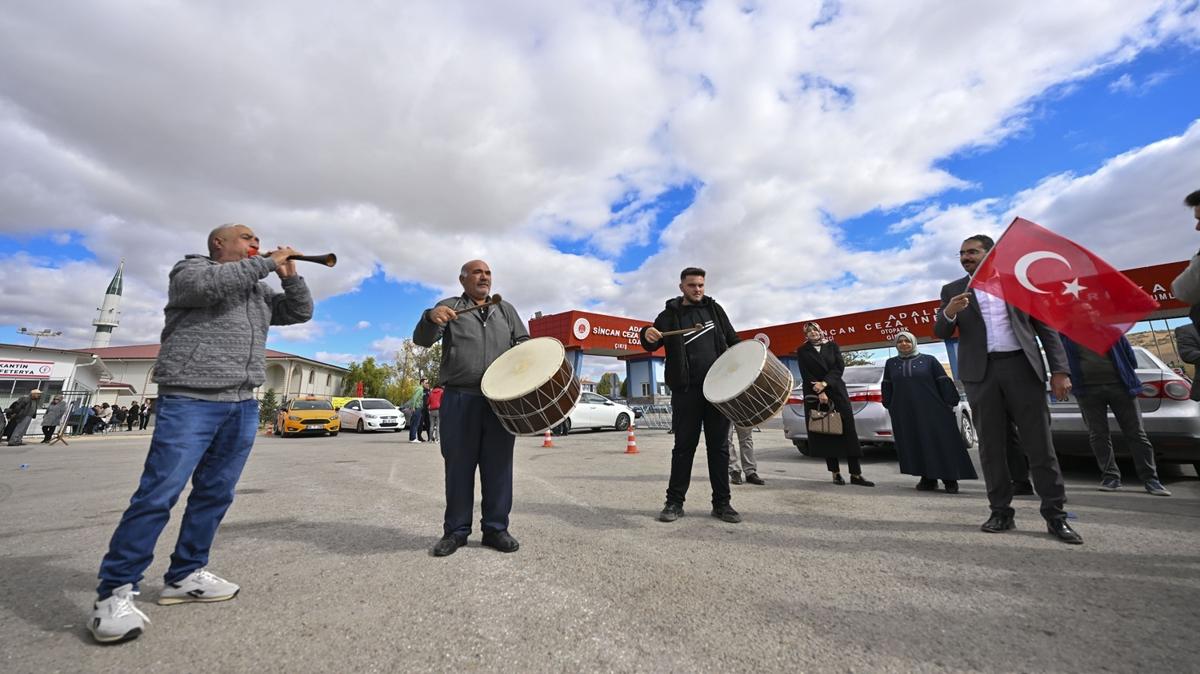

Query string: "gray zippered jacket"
[[153, 254, 313, 400], [413, 295, 529, 394]]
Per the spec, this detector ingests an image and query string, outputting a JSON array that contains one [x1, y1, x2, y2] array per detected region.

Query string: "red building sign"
[[528, 261, 1189, 358]]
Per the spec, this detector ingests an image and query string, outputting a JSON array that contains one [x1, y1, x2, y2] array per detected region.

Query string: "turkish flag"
[[968, 217, 1159, 354]]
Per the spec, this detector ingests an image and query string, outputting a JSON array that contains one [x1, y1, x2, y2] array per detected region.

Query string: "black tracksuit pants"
[[666, 386, 731, 508]]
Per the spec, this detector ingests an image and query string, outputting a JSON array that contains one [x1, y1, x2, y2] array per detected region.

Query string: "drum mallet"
[[452, 294, 503, 318], [655, 323, 705, 338]]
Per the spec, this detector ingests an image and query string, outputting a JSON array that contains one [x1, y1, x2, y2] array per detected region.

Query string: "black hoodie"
[[639, 296, 739, 392]]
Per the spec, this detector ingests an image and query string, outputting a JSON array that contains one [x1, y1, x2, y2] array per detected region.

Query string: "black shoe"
[[943, 480, 959, 494], [729, 472, 743, 485], [980, 513, 1016, 533], [431, 534, 467, 557], [850, 475, 875, 487], [711, 505, 743, 523], [916, 478, 938, 491], [481, 530, 520, 553], [745, 473, 765, 485], [1012, 481, 1034, 496], [832, 473, 846, 485], [658, 502, 684, 522], [1046, 519, 1083, 545]]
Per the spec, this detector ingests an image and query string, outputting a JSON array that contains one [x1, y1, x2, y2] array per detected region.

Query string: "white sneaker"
[[158, 568, 240, 605], [409, 438, 423, 443], [89, 584, 150, 643]]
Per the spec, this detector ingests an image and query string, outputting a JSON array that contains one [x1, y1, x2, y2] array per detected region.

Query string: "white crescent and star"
[[1013, 251, 1087, 299]]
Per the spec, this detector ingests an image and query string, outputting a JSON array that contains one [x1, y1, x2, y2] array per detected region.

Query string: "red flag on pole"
[[968, 217, 1159, 354], [355, 380, 364, 397]]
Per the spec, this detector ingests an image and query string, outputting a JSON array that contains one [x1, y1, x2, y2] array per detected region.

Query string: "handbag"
[[806, 397, 843, 435]]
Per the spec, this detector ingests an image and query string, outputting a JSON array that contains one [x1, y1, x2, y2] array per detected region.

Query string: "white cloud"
[[314, 351, 362, 366], [368, 336, 408, 361], [1108, 73, 1136, 93], [355, 321, 371, 330], [0, 0, 1197, 348]]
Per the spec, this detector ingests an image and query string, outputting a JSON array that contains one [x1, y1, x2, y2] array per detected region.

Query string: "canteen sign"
[[0, 359, 55, 379]]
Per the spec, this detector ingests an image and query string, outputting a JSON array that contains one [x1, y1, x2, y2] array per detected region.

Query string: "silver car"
[[782, 365, 976, 455], [1049, 346, 1200, 468]]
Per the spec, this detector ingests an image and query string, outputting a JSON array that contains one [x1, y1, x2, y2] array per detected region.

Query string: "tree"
[[259, 388, 280, 427], [597, 372, 621, 398], [341, 357, 392, 398], [620, 379, 628, 397], [842, 350, 875, 366], [390, 339, 442, 405]]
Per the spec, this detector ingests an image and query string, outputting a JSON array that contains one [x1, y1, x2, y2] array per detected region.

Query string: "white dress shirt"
[[973, 289, 1023, 353]]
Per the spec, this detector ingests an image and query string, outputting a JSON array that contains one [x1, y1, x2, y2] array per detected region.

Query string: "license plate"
[[381, 422, 397, 427], [307, 424, 326, 429]]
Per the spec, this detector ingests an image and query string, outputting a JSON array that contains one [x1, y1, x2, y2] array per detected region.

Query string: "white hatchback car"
[[337, 398, 406, 432], [552, 392, 635, 435]]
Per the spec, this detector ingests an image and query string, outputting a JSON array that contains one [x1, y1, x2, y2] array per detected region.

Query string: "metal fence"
[[634, 404, 673, 431]]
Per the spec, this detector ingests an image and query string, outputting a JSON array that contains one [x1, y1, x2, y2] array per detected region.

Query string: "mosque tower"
[[90, 260, 124, 348]]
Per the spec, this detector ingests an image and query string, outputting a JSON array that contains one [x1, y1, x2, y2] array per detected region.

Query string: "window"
[[307, 371, 314, 384], [641, 383, 650, 396], [326, 373, 332, 386]]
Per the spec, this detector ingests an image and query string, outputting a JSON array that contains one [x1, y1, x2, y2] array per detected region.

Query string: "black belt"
[[987, 350, 1024, 360]]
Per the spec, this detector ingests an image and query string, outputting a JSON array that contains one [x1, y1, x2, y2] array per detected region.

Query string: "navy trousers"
[[439, 389, 515, 538]]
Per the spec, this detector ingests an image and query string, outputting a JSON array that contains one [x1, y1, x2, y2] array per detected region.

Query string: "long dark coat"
[[796, 341, 861, 458], [881, 354, 977, 481]]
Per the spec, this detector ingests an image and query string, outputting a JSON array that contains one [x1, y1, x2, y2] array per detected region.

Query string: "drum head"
[[703, 340, 768, 404], [481, 337, 567, 401]]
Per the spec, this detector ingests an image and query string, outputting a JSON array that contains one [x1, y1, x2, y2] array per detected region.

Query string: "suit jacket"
[[1175, 324, 1200, 402], [934, 275, 1068, 384]]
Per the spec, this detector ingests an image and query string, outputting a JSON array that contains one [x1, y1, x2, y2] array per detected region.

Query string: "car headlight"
[[288, 415, 302, 421]]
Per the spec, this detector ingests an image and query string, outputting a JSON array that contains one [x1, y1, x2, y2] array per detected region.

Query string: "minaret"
[[91, 260, 124, 348]]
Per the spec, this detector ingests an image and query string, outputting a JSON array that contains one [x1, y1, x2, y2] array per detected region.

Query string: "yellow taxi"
[[273, 397, 340, 437]]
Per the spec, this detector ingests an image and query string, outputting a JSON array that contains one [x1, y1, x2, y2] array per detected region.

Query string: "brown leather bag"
[[807, 398, 843, 435]]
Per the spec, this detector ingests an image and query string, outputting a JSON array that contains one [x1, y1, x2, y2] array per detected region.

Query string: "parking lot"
[[2, 425, 1198, 673]]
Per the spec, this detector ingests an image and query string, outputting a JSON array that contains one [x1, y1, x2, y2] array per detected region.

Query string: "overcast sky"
[[2, 1, 1198, 381]]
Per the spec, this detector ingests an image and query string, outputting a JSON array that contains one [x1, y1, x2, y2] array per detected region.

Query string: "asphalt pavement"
[[1, 424, 1198, 673]]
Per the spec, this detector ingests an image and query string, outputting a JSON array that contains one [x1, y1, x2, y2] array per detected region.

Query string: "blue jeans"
[[409, 408, 424, 440], [96, 396, 259, 598]]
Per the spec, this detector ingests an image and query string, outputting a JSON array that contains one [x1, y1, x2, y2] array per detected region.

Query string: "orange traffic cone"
[[542, 430, 554, 448], [624, 424, 638, 454]]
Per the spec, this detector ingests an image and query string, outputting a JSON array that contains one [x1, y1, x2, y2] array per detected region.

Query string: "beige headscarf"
[[894, 330, 919, 358]]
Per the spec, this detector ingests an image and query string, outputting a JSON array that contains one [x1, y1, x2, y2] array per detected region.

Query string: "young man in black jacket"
[[640, 267, 742, 524]]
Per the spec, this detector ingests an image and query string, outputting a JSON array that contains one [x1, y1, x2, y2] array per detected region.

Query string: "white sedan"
[[337, 398, 406, 432], [552, 392, 635, 435]]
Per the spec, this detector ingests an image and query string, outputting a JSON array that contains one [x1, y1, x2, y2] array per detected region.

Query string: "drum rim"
[[481, 336, 568, 402], [703, 339, 769, 404]]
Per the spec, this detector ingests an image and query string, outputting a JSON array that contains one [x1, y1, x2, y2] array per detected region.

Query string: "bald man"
[[88, 224, 312, 643], [414, 260, 529, 557]]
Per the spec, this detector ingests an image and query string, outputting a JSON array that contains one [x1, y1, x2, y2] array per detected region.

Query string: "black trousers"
[[964, 355, 1066, 521], [666, 387, 731, 507], [826, 456, 863, 474], [439, 389, 515, 538]]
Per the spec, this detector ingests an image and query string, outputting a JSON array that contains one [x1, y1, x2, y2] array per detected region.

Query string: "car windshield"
[[362, 400, 396, 410], [843, 367, 884, 385], [292, 400, 333, 410]]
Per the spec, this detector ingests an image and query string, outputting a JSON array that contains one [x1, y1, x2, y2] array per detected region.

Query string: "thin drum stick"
[[656, 323, 705, 338], [452, 294, 503, 318]]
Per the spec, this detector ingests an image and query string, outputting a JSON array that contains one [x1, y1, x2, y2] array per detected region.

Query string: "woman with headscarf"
[[881, 331, 978, 493], [795, 321, 874, 486]]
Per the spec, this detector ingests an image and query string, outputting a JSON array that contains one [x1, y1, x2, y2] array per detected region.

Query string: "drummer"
[[640, 267, 743, 524], [413, 259, 530, 557]]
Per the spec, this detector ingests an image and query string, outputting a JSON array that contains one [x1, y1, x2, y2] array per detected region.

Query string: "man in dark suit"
[[1175, 323, 1200, 402], [935, 234, 1082, 544]]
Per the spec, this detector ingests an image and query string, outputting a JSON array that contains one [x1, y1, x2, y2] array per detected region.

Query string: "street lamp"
[[18, 327, 63, 348]]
